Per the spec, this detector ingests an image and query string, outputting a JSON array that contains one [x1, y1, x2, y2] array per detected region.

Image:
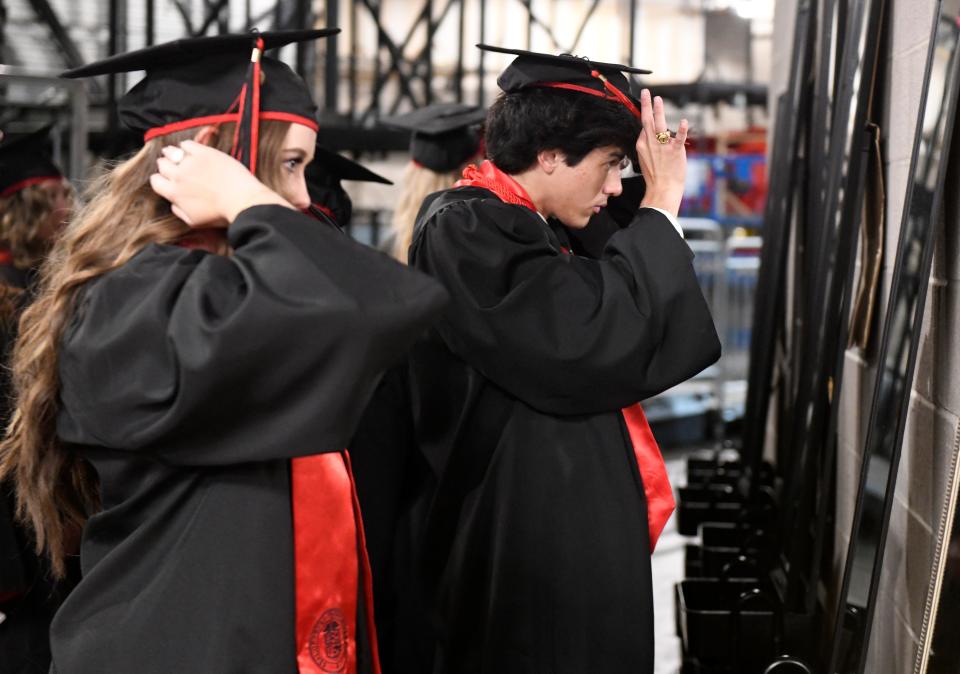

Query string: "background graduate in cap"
[[304, 144, 392, 230], [0, 127, 74, 287], [402, 45, 720, 673], [381, 103, 485, 262], [0, 29, 446, 674], [0, 126, 77, 674]]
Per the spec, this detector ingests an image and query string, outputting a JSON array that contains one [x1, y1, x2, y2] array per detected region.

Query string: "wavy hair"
[[0, 120, 292, 577], [0, 181, 76, 269]]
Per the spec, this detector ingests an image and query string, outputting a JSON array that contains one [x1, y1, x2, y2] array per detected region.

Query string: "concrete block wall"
[[771, 0, 955, 670]]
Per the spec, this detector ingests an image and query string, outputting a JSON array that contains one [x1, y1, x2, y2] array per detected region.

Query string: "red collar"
[[455, 160, 537, 213]]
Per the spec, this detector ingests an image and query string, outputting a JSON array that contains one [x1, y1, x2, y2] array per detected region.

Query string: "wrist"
[[640, 186, 684, 216]]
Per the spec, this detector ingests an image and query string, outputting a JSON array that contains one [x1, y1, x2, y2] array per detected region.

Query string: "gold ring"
[[656, 130, 671, 144]]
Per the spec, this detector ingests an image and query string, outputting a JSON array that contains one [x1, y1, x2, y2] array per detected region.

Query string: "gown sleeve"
[[409, 197, 720, 416], [56, 204, 448, 466]]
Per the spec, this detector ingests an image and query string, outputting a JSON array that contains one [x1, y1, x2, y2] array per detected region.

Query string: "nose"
[[604, 169, 623, 197], [290, 177, 311, 210]]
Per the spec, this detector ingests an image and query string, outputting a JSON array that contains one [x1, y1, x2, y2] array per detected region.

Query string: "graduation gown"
[[406, 187, 720, 674], [48, 205, 447, 674]]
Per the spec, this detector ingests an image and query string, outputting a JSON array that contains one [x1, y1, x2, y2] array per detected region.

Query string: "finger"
[[639, 89, 656, 139], [149, 172, 174, 201], [160, 145, 183, 160], [653, 95, 667, 133], [155, 156, 178, 179], [170, 204, 193, 226], [675, 119, 689, 146]]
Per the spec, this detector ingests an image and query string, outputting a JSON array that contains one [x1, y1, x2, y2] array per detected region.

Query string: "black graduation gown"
[[48, 205, 448, 674], [406, 187, 720, 674]]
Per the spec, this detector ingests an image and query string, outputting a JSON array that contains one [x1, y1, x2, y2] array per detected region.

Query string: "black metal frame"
[[741, 0, 814, 493], [827, 4, 960, 671], [777, 0, 886, 612]]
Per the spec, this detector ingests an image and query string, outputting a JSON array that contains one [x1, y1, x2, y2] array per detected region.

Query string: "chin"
[[564, 215, 591, 230]]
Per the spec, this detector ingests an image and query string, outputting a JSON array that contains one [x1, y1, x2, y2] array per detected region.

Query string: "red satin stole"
[[456, 160, 676, 551], [291, 451, 381, 674]]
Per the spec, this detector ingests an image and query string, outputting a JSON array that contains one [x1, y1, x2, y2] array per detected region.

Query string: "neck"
[[507, 169, 549, 218]]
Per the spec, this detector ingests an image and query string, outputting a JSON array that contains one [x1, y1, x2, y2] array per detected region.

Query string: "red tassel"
[[249, 36, 264, 174], [590, 69, 642, 120], [230, 84, 247, 161]]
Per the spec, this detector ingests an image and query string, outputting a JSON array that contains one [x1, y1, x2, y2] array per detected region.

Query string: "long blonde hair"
[[0, 180, 76, 269], [0, 120, 292, 577], [389, 163, 468, 263]]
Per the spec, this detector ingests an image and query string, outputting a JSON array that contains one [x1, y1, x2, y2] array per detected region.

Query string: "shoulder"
[[412, 187, 547, 250], [64, 244, 213, 344]]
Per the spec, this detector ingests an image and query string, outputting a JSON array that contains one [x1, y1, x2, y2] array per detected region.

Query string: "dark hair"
[[485, 88, 640, 174]]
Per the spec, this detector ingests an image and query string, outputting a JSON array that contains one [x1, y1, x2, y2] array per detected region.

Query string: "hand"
[[150, 140, 293, 227], [635, 89, 688, 216]]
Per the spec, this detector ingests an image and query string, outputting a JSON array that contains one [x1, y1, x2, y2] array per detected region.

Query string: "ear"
[[536, 149, 563, 175], [192, 125, 220, 147]]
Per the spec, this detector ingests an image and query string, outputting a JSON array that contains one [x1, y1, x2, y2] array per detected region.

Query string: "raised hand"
[[150, 140, 291, 227], [635, 88, 688, 216]]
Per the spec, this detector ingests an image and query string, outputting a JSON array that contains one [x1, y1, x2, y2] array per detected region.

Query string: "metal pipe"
[[325, 0, 340, 114], [146, 0, 154, 45], [479, 0, 486, 106], [456, 0, 465, 102], [425, 0, 434, 104], [108, 0, 120, 141], [349, 0, 357, 118]]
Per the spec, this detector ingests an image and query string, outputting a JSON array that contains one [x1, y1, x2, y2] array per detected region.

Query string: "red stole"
[[457, 160, 676, 551], [292, 451, 380, 674]]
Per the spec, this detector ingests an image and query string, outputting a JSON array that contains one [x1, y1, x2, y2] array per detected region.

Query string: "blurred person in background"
[[382, 103, 485, 262], [303, 144, 393, 230], [0, 126, 77, 674]]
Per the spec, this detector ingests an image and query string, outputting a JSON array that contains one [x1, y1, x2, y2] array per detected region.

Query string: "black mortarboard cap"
[[478, 44, 649, 119], [305, 145, 392, 227], [62, 29, 339, 174], [0, 126, 63, 199], [381, 103, 485, 173]]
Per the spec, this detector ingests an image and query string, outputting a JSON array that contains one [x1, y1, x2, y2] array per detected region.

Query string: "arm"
[[58, 205, 447, 465], [411, 198, 719, 416]]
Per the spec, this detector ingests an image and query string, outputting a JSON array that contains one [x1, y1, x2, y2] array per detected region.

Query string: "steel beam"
[[25, 0, 86, 71]]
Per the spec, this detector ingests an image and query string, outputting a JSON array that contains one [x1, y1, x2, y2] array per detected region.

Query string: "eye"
[[283, 157, 304, 172]]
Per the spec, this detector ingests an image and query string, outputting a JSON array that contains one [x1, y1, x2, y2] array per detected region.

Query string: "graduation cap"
[[0, 126, 64, 199], [62, 29, 340, 174], [381, 103, 486, 173], [478, 44, 650, 120], [305, 145, 392, 228]]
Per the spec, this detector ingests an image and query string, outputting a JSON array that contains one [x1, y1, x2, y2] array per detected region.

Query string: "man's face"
[[547, 146, 626, 229]]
